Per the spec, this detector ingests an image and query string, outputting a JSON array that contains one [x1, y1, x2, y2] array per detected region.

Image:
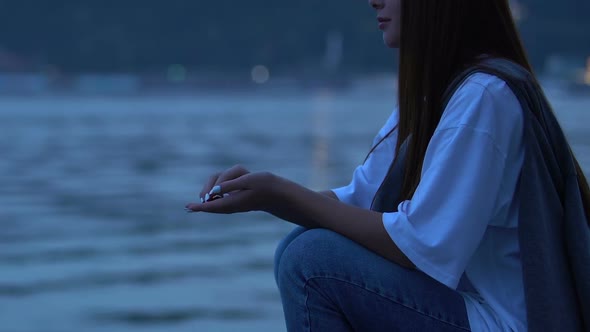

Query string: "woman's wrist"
[[265, 175, 320, 228], [263, 173, 291, 213]]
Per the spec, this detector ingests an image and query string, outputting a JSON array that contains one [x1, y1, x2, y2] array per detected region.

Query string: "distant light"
[[251, 65, 270, 84], [168, 64, 186, 82]]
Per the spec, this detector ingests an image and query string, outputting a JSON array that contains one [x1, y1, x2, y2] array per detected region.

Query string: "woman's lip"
[[377, 17, 391, 22], [378, 22, 389, 30]]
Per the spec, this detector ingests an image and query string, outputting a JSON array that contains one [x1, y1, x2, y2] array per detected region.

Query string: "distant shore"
[[1, 69, 587, 98], [0, 70, 398, 96]]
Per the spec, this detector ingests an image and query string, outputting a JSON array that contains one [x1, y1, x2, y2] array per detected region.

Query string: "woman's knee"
[[276, 228, 346, 288], [274, 226, 309, 285]]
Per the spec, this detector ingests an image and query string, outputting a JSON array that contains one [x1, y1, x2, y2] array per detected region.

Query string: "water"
[[0, 87, 588, 332]]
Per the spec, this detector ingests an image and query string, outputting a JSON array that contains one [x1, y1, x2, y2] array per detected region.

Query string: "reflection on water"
[[0, 87, 588, 332], [310, 88, 335, 191]]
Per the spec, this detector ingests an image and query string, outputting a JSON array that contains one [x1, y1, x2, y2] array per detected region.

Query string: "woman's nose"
[[368, 0, 384, 10]]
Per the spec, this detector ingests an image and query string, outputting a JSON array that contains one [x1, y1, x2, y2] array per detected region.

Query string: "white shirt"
[[332, 73, 527, 331]]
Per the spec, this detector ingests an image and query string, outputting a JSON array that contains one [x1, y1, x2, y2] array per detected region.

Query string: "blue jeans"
[[274, 227, 471, 332]]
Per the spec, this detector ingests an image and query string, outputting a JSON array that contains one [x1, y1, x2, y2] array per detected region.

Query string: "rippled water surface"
[[1, 87, 588, 332]]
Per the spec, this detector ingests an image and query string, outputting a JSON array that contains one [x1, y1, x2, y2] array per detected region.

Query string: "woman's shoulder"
[[438, 72, 524, 136], [458, 72, 513, 95]]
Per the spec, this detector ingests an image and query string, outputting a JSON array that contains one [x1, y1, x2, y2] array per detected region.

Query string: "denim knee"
[[274, 226, 308, 286], [276, 228, 341, 290]]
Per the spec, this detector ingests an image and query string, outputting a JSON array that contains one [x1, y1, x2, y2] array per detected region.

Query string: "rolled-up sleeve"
[[332, 164, 375, 208], [383, 126, 509, 289]]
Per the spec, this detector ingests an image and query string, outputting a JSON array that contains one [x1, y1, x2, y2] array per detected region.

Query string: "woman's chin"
[[383, 35, 400, 49]]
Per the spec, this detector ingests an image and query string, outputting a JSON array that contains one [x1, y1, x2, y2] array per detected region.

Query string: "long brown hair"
[[396, 0, 590, 223]]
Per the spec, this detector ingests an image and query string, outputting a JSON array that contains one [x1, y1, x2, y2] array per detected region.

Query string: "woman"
[[186, 0, 590, 330]]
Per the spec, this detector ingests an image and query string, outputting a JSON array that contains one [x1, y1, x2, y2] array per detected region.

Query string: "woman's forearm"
[[319, 190, 339, 201], [270, 175, 415, 268], [266, 190, 338, 228]]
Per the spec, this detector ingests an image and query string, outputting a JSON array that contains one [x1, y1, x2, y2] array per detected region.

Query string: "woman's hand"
[[196, 164, 250, 203], [186, 165, 281, 214]]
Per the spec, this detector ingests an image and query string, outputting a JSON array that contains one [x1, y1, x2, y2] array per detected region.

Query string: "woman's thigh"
[[275, 228, 471, 332]]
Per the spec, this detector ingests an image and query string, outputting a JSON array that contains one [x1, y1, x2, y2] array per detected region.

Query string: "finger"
[[200, 172, 222, 202], [212, 165, 250, 190], [205, 165, 249, 201], [215, 175, 251, 195], [187, 190, 250, 214]]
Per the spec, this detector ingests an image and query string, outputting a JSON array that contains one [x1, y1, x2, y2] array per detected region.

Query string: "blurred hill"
[[0, 0, 588, 74]]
